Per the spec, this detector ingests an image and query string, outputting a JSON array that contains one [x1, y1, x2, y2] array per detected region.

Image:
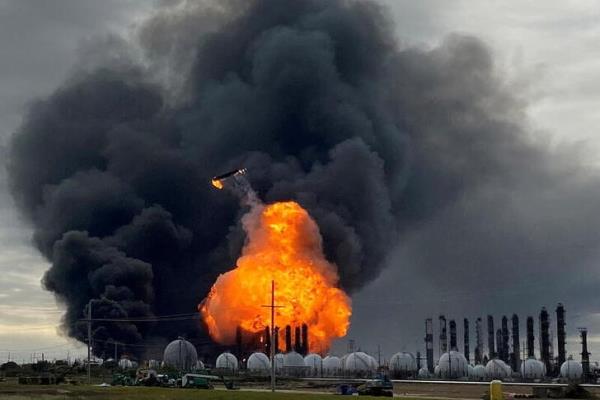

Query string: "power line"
[[77, 312, 201, 323], [90, 338, 215, 349], [0, 343, 76, 353]]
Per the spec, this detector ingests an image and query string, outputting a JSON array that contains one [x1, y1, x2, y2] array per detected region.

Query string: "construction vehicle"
[[356, 376, 394, 397]]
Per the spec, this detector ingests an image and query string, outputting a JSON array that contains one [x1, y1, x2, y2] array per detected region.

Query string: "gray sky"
[[1, 0, 599, 363]]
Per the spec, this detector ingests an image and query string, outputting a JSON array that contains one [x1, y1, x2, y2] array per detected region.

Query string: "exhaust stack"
[[511, 314, 520, 371], [496, 329, 503, 359], [464, 318, 470, 363], [501, 316, 510, 362], [580, 328, 591, 381], [450, 320, 457, 350], [487, 315, 495, 359], [440, 315, 448, 354], [301, 323, 309, 355], [540, 308, 551, 371], [526, 316, 535, 358], [475, 318, 483, 364], [285, 325, 292, 352], [556, 303, 566, 367], [425, 318, 434, 373], [294, 326, 301, 353]]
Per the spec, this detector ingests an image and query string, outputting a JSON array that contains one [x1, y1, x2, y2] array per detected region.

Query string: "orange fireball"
[[200, 201, 351, 354]]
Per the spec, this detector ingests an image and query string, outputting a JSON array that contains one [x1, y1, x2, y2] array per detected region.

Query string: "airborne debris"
[[211, 168, 247, 190]]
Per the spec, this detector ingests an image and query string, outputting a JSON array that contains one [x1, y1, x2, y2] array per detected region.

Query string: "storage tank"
[[521, 358, 545, 380], [438, 351, 469, 378], [215, 352, 238, 371], [162, 338, 198, 370], [274, 353, 284, 371], [322, 355, 342, 376], [389, 352, 417, 377], [283, 351, 305, 367], [344, 352, 377, 374], [560, 360, 583, 381], [247, 352, 270, 372], [418, 367, 430, 379], [485, 359, 511, 380], [470, 364, 486, 381], [304, 353, 322, 375], [340, 354, 349, 369], [368, 354, 379, 370]]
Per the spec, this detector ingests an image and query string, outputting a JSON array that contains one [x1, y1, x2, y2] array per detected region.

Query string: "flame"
[[200, 201, 351, 354], [211, 179, 224, 189]]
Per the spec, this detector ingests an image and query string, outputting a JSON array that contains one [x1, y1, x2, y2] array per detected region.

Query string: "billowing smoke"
[[7, 0, 600, 357]]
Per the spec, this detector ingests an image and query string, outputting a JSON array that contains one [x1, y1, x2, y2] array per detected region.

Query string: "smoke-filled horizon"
[[7, 0, 600, 359]]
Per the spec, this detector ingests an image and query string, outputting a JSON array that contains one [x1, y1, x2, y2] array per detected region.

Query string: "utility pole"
[[270, 281, 276, 392], [262, 280, 283, 393], [87, 299, 92, 385]]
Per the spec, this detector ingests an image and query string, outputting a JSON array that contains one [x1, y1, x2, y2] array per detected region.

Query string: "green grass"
[[0, 382, 404, 400]]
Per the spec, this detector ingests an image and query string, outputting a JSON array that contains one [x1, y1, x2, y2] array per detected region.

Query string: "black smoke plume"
[[8, 0, 598, 357]]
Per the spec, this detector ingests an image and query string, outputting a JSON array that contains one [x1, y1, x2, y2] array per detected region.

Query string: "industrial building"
[[418, 303, 590, 382], [102, 302, 592, 383]]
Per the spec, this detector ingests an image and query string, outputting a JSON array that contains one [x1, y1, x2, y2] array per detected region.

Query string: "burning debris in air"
[[211, 168, 247, 190]]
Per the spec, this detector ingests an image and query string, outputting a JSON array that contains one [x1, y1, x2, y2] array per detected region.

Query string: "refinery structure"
[[30, 170, 592, 387], [83, 302, 598, 384], [415, 303, 590, 382]]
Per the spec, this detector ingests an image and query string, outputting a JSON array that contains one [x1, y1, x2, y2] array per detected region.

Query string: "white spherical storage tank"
[[390, 352, 417, 375], [438, 351, 469, 379], [368, 354, 379, 370], [418, 367, 430, 379], [434, 365, 440, 376], [247, 352, 270, 372], [304, 353, 323, 375], [521, 358, 546, 380], [470, 365, 486, 381], [560, 360, 583, 380], [485, 359, 511, 380], [283, 351, 306, 367], [340, 354, 349, 368], [344, 352, 376, 374], [194, 360, 205, 370], [274, 353, 285, 371], [323, 356, 342, 376], [163, 338, 198, 370], [216, 352, 238, 371]]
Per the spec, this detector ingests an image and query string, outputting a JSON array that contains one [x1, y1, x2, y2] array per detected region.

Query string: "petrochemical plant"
[[415, 303, 591, 382], [101, 302, 598, 384]]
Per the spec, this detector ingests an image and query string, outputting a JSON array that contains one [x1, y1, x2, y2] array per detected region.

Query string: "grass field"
[[0, 382, 403, 400]]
